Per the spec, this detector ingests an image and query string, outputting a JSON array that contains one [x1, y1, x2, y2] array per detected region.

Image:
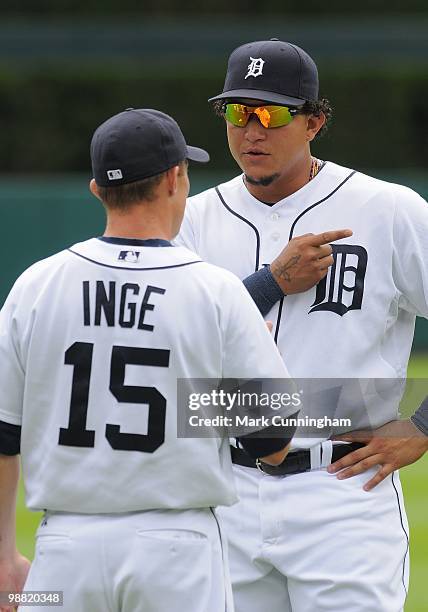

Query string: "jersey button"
[[271, 232, 281, 241], [270, 212, 280, 221]]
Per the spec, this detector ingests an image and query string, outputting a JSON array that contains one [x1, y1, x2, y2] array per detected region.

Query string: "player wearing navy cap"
[[177, 39, 428, 612], [0, 108, 296, 612]]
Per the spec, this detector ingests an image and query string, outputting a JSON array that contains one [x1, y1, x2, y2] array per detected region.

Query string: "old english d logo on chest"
[[309, 245, 368, 316]]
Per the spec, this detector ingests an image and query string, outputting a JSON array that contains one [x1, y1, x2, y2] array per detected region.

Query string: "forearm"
[[0, 455, 20, 560]]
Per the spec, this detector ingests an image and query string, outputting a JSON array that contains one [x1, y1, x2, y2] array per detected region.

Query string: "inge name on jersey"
[[82, 280, 166, 330]]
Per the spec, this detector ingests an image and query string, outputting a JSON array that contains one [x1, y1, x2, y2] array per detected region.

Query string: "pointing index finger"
[[309, 229, 353, 247]]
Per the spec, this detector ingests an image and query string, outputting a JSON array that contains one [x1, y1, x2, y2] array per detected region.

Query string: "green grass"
[[401, 455, 428, 612], [16, 480, 42, 559], [16, 354, 428, 610], [407, 355, 428, 378], [396, 354, 428, 611]]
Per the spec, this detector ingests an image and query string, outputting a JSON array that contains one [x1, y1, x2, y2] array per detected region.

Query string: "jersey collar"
[[98, 237, 173, 247]]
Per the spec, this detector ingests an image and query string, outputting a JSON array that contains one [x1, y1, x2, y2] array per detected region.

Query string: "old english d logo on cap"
[[245, 57, 265, 79]]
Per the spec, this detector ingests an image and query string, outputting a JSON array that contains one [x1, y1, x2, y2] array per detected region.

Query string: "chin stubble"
[[244, 173, 280, 187]]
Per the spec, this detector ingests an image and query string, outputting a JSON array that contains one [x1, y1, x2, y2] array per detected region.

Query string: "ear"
[[89, 178, 102, 201], [306, 112, 326, 142], [165, 166, 180, 196]]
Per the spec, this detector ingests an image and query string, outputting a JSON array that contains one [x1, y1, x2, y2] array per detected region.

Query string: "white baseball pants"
[[21, 507, 233, 612], [216, 447, 409, 612]]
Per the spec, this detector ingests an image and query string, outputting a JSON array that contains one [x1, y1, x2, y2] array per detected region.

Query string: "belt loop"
[[310, 444, 321, 470], [321, 441, 333, 467]]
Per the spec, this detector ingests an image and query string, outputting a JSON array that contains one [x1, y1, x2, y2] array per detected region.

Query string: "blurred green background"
[[2, 1, 427, 610]]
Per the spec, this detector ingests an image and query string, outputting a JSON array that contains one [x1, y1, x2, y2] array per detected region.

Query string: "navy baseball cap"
[[209, 39, 319, 106], [91, 108, 210, 187]]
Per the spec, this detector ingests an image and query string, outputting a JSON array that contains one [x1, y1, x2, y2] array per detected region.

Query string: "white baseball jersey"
[[0, 237, 291, 513], [177, 161, 428, 434]]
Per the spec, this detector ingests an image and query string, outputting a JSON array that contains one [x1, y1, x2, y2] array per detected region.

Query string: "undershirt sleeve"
[[243, 266, 284, 316], [0, 420, 21, 456], [238, 412, 298, 459], [411, 397, 428, 436]]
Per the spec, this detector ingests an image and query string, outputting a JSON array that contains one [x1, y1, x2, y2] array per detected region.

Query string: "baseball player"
[[176, 39, 428, 611], [0, 108, 297, 612]]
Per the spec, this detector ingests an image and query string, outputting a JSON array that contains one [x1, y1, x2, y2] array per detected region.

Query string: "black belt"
[[231, 442, 366, 476]]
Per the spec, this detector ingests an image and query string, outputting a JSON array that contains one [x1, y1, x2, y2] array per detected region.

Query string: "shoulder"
[[10, 249, 71, 292], [1, 249, 72, 321], [187, 175, 243, 212], [327, 162, 427, 212], [4, 241, 103, 305], [343, 164, 425, 203], [177, 252, 250, 306], [182, 252, 243, 288], [358, 171, 427, 219]]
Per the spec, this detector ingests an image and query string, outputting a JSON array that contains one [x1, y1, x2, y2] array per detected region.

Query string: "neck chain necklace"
[[309, 157, 321, 181]]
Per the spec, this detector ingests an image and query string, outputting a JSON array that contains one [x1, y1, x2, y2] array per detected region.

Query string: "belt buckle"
[[255, 458, 284, 477]]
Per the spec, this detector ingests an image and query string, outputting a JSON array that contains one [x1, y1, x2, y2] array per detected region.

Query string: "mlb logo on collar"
[[118, 250, 140, 263]]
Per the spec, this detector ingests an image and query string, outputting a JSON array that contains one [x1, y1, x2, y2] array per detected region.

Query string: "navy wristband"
[[238, 435, 293, 460], [237, 412, 298, 459], [243, 265, 284, 316], [411, 396, 428, 436]]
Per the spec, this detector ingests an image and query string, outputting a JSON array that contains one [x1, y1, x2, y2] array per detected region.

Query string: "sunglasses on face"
[[223, 103, 301, 129]]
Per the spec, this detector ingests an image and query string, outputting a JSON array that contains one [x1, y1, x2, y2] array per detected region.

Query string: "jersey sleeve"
[[392, 188, 428, 317], [219, 274, 297, 447], [0, 284, 26, 426], [221, 274, 290, 380]]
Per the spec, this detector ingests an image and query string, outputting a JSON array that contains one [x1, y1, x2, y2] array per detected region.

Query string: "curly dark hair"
[[212, 98, 332, 139]]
